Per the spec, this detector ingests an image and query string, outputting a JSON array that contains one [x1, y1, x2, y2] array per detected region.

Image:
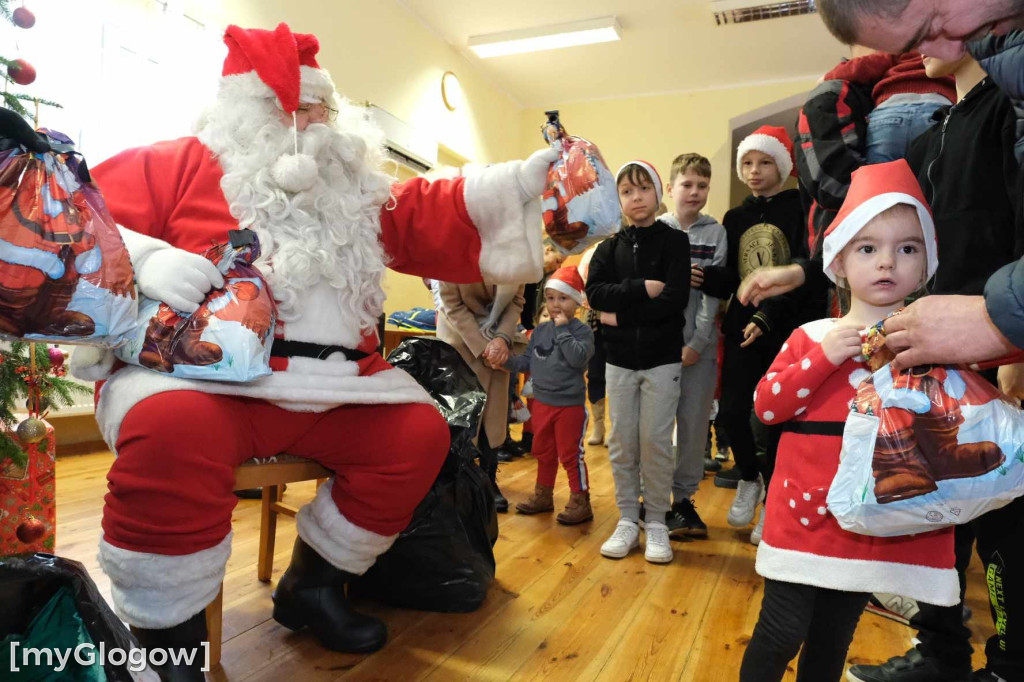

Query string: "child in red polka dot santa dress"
[[738, 160, 959, 682]]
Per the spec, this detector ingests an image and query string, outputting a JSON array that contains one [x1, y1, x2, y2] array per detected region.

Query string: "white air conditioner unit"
[[711, 0, 817, 25], [363, 104, 438, 174]]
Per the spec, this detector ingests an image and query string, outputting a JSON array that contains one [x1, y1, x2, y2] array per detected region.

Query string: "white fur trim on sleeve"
[[463, 161, 544, 284], [70, 345, 116, 382], [295, 479, 397, 575], [97, 533, 232, 629]]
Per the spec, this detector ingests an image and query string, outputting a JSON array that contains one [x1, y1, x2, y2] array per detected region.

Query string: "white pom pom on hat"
[[271, 153, 318, 193]]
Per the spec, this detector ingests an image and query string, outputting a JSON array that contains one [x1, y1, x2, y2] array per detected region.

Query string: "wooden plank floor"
[[54, 433, 994, 681]]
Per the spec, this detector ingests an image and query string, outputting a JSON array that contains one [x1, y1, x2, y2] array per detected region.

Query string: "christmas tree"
[[0, 343, 90, 470], [0, 0, 59, 118]]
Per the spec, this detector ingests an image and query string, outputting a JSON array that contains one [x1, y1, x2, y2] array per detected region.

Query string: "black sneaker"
[[713, 466, 742, 489], [846, 647, 971, 682], [715, 446, 731, 462], [667, 499, 708, 539], [703, 455, 722, 473]]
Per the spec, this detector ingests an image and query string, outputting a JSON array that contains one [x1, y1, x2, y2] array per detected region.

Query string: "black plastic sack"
[[352, 337, 497, 612], [0, 553, 139, 681]]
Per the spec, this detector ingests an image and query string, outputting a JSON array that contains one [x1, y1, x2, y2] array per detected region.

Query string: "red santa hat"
[[822, 159, 938, 283], [735, 125, 795, 182], [221, 23, 334, 113], [545, 266, 585, 304], [220, 24, 337, 193], [616, 160, 663, 204]]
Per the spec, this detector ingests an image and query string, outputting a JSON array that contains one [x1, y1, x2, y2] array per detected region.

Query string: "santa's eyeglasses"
[[296, 103, 339, 122]]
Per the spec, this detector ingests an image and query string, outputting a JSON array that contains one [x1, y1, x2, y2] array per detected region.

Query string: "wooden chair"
[[204, 455, 331, 669]]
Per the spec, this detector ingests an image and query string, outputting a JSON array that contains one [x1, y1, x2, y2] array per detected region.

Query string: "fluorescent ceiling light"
[[468, 16, 621, 58]]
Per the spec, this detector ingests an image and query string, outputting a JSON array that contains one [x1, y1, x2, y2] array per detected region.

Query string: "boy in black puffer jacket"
[[585, 160, 690, 565]]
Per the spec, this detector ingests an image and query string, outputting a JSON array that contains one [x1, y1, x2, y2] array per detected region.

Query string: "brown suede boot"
[[913, 413, 1005, 481], [171, 320, 223, 367], [872, 426, 939, 504], [556, 491, 593, 525], [515, 484, 554, 514], [139, 318, 176, 372]]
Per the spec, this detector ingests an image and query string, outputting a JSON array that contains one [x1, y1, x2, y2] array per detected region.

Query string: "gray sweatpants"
[[672, 355, 718, 501], [606, 362, 681, 525]]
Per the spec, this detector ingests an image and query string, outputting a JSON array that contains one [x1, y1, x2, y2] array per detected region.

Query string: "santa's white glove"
[[70, 346, 116, 382], [137, 248, 225, 313], [516, 147, 560, 202]]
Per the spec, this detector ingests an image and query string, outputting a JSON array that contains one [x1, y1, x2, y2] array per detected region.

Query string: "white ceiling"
[[398, 0, 849, 107]]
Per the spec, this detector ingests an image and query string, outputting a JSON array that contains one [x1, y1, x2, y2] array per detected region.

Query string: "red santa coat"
[[753, 318, 959, 606], [89, 136, 542, 449]]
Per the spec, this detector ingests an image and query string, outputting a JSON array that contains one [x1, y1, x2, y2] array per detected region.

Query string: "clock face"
[[738, 222, 791, 279]]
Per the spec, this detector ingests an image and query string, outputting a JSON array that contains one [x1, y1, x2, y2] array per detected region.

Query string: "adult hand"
[[822, 322, 863, 365], [645, 280, 665, 298], [740, 322, 762, 348], [516, 147, 560, 201], [682, 347, 699, 367], [0, 108, 50, 152], [883, 295, 1018, 370], [484, 337, 509, 368], [737, 264, 806, 306], [137, 248, 225, 313], [600, 312, 618, 327], [552, 309, 570, 326], [998, 363, 1024, 400], [690, 264, 704, 290]]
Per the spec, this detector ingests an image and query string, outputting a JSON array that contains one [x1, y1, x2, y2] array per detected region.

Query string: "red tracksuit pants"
[[531, 399, 589, 492], [102, 390, 449, 556]]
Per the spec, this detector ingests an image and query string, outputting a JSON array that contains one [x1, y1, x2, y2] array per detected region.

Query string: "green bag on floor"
[[0, 586, 105, 681]]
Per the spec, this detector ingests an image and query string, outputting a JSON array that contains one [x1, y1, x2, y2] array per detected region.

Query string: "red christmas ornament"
[[48, 347, 64, 369], [16, 516, 46, 544], [7, 59, 36, 86], [12, 7, 36, 28]]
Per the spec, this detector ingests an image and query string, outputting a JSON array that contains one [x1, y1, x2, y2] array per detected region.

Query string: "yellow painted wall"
[[519, 80, 817, 221]]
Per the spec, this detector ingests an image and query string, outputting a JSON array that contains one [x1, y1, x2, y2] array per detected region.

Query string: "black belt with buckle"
[[270, 339, 370, 362]]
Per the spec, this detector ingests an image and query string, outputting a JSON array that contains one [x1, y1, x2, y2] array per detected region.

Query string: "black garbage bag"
[[352, 337, 498, 612], [0, 553, 140, 681]]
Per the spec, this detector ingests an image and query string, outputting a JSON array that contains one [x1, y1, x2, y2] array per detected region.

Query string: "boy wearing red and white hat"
[[585, 161, 691, 564], [741, 159, 956, 682], [504, 266, 595, 524], [697, 125, 808, 543]]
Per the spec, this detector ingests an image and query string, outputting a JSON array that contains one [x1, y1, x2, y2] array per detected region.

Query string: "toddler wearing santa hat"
[[738, 160, 956, 681], [504, 266, 596, 524]]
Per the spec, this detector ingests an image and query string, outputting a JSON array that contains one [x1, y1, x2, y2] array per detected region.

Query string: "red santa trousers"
[[103, 390, 449, 557], [530, 400, 589, 492]]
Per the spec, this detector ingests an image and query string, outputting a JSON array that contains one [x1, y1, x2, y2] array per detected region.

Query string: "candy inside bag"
[[114, 230, 276, 382], [0, 129, 137, 346], [540, 111, 620, 255]]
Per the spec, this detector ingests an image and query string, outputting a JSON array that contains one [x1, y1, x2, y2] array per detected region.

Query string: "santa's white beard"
[[195, 92, 394, 335]]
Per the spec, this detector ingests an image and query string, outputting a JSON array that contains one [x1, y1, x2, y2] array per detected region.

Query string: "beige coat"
[[437, 282, 526, 448]]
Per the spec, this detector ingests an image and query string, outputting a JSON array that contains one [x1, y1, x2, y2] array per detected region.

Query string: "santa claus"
[[71, 23, 554, 680]]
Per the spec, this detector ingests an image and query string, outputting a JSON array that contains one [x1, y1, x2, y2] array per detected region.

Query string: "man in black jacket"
[[585, 160, 690, 565]]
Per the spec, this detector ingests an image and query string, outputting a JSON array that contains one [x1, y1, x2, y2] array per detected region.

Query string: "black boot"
[[272, 537, 387, 653], [131, 610, 207, 682], [478, 434, 508, 513]]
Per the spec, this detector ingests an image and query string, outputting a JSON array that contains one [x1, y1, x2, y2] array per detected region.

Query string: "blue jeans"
[[866, 100, 948, 164]]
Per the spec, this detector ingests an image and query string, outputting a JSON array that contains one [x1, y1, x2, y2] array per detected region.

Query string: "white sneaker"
[[644, 521, 673, 564], [600, 519, 640, 558], [750, 508, 765, 545], [727, 475, 764, 527]]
